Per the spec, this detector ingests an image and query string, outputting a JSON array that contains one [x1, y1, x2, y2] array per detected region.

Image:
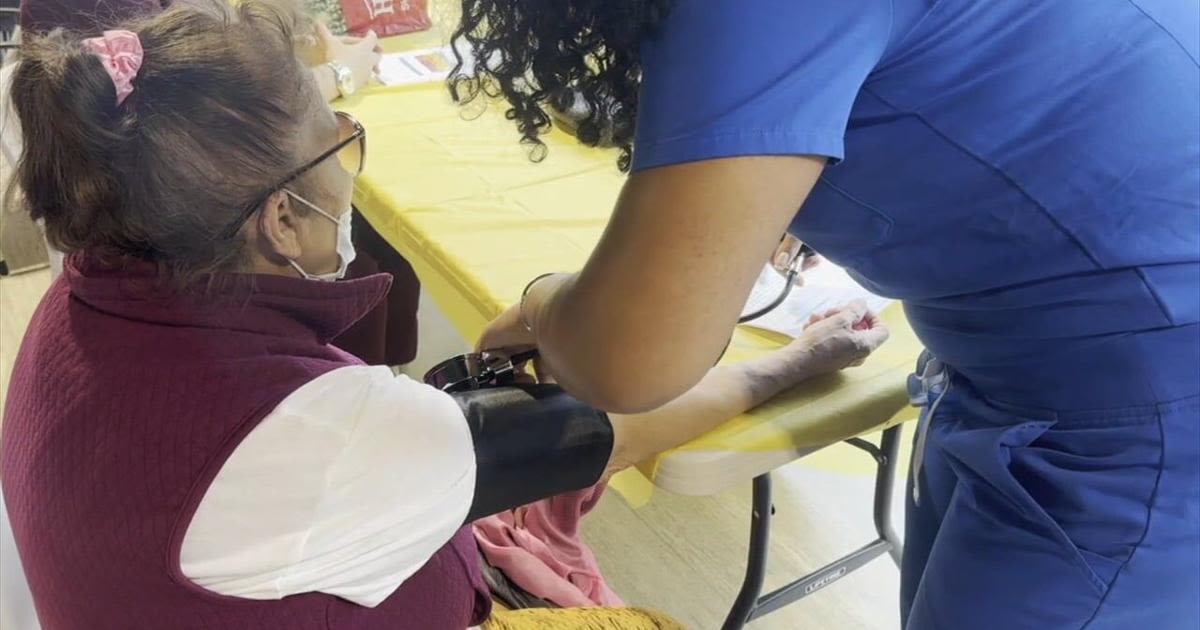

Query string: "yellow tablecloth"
[[340, 32, 923, 498]]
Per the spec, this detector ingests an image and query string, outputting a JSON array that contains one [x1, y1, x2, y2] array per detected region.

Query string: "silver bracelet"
[[519, 273, 558, 332]]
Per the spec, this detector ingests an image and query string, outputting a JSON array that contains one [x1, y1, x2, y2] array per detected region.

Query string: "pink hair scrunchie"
[[80, 30, 144, 106]]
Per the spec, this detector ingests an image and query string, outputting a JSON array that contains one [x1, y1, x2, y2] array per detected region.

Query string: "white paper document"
[[376, 46, 472, 87], [739, 262, 892, 339]]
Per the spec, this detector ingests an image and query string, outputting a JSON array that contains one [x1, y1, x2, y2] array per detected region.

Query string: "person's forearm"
[[527, 257, 745, 416], [526, 264, 745, 418], [604, 348, 815, 477], [519, 157, 826, 414], [522, 272, 605, 394]]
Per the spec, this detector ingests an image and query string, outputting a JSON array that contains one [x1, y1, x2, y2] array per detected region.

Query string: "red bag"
[[339, 0, 431, 38]]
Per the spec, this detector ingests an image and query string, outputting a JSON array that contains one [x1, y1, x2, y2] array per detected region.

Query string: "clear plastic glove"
[[318, 23, 381, 92], [791, 299, 889, 375]]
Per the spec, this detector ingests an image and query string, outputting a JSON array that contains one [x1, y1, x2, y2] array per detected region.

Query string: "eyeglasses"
[[220, 111, 366, 238]]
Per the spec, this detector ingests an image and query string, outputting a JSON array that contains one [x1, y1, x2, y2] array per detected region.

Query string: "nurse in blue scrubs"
[[454, 1, 1200, 627]]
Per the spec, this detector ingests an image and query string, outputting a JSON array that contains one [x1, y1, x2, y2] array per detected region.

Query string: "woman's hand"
[[318, 23, 381, 92], [476, 302, 535, 355], [732, 300, 889, 401], [478, 302, 565, 384], [788, 300, 889, 377], [477, 273, 573, 361]]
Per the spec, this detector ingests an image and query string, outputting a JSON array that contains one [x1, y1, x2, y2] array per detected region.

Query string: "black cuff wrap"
[[453, 384, 614, 523]]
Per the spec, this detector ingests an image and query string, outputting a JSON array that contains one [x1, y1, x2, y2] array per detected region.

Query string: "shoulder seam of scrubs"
[[876, 0, 945, 69], [1124, 0, 1200, 66], [860, 85, 1105, 271], [1078, 409, 1168, 628]]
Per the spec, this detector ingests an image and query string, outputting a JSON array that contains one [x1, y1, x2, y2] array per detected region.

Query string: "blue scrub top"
[[632, 0, 1200, 410]]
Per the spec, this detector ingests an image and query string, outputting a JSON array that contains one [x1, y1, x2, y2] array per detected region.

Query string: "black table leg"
[[875, 425, 904, 567], [721, 474, 773, 630], [718, 426, 907, 627]]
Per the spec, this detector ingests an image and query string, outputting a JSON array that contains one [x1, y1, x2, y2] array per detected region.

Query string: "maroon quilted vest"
[[1, 253, 491, 629]]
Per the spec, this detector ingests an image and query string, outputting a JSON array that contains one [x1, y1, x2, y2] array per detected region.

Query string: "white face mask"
[[284, 190, 356, 281]]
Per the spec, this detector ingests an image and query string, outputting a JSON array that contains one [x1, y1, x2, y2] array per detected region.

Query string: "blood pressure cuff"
[[452, 384, 614, 522]]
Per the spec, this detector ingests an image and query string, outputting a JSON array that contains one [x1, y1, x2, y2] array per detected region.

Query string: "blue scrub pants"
[[901, 367, 1200, 629]]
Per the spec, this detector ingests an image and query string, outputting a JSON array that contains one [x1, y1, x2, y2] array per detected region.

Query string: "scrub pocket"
[[905, 391, 1166, 630], [940, 415, 1161, 593]]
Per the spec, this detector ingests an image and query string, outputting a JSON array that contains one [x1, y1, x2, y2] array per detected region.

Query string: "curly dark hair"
[[449, 0, 673, 171]]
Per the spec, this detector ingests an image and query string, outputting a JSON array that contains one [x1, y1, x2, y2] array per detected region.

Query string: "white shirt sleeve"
[[180, 366, 477, 607]]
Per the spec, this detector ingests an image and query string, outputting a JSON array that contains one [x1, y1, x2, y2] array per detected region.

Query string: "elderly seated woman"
[[2, 0, 418, 367], [0, 1, 888, 628]]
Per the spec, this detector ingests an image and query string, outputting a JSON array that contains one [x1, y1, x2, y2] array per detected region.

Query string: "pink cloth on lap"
[[472, 481, 622, 608]]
